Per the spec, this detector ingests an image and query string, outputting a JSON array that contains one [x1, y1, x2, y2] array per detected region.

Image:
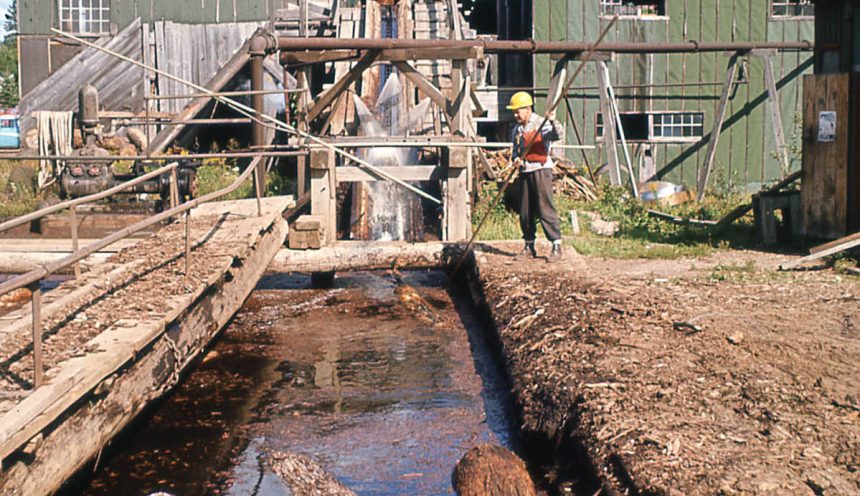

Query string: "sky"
[[0, 0, 11, 40]]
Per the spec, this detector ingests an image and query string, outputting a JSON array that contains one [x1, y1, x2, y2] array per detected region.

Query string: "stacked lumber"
[[484, 149, 598, 201]]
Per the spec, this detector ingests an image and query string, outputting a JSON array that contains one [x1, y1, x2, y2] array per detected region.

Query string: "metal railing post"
[[170, 168, 179, 209], [30, 282, 43, 388], [185, 210, 191, 277], [69, 205, 81, 279], [253, 165, 262, 217]]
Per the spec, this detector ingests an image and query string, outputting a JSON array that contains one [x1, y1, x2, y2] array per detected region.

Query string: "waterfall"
[[352, 75, 431, 241]]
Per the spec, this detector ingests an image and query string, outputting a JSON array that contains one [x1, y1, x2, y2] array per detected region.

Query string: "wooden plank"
[[280, 49, 358, 65], [810, 231, 860, 255], [801, 74, 850, 238], [780, 236, 860, 271], [0, 198, 289, 471], [379, 46, 481, 62], [696, 55, 739, 201], [0, 201, 289, 495], [336, 165, 443, 182], [148, 33, 254, 154]]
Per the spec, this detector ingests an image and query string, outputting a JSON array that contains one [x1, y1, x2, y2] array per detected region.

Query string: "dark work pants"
[[518, 168, 562, 243]]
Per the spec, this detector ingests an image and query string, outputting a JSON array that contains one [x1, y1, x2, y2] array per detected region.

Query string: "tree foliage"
[[0, 0, 19, 106], [4, 0, 16, 38]]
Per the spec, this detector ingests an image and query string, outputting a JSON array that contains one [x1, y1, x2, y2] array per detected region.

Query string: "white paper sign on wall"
[[818, 111, 837, 142]]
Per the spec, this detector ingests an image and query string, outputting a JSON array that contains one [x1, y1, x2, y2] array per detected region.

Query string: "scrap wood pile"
[[475, 252, 859, 494], [481, 148, 598, 201]]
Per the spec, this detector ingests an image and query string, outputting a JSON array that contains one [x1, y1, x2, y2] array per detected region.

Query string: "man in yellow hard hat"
[[507, 91, 564, 263]]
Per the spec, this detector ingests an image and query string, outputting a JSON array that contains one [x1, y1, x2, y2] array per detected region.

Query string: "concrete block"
[[294, 215, 324, 232]]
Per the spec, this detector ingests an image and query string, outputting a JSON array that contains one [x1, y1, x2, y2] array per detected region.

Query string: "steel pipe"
[[1, 151, 308, 162], [276, 37, 813, 54]]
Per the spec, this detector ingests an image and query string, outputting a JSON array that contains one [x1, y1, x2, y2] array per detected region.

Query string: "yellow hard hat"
[[506, 91, 534, 110]]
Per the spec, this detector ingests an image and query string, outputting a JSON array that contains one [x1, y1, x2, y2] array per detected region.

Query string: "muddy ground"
[[474, 241, 859, 495]]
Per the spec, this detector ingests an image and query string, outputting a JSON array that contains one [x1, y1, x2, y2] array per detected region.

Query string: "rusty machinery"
[[59, 85, 198, 205]]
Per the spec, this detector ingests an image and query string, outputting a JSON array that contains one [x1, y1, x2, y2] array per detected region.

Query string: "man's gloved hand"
[[513, 157, 524, 168], [545, 110, 556, 120]]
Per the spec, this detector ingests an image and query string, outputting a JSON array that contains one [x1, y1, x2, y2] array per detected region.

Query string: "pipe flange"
[[249, 31, 278, 56]]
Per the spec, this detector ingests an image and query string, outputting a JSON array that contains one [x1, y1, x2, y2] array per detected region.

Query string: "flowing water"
[[353, 76, 433, 241], [68, 270, 519, 495]]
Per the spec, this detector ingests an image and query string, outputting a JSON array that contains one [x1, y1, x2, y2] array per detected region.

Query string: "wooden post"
[[450, 60, 472, 136], [310, 146, 337, 244], [444, 146, 472, 241], [756, 50, 791, 173], [697, 53, 739, 201], [596, 60, 621, 185]]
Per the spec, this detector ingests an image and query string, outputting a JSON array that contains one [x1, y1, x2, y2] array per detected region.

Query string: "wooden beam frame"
[[307, 49, 380, 123], [335, 165, 444, 182], [697, 54, 740, 201], [754, 49, 791, 173], [392, 60, 453, 120]]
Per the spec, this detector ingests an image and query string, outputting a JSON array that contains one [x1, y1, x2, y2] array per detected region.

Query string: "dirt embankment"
[[475, 244, 859, 495]]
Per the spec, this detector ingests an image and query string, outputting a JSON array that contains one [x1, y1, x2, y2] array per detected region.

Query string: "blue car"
[[0, 114, 19, 149]]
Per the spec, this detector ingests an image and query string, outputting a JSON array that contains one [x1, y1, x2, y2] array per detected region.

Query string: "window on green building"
[[596, 112, 704, 143], [600, 0, 665, 17], [771, 0, 814, 18], [58, 0, 111, 35]]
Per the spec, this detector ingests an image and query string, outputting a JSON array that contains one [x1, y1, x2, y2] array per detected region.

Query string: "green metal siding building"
[[531, 0, 814, 191]]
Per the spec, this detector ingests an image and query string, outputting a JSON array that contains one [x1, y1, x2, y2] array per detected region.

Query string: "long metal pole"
[[69, 204, 81, 279], [0, 156, 262, 298], [30, 282, 43, 388], [145, 88, 306, 100], [451, 16, 620, 277], [51, 28, 442, 206], [603, 62, 638, 198], [1, 151, 308, 162], [275, 37, 812, 53]]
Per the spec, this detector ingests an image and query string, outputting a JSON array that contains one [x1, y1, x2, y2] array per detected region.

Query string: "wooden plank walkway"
[[0, 197, 292, 495]]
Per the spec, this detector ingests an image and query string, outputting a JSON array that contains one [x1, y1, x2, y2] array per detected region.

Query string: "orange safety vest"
[[519, 129, 548, 163]]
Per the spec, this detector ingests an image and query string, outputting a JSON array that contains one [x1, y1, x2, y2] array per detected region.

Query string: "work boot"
[[515, 243, 537, 260], [548, 242, 562, 263]]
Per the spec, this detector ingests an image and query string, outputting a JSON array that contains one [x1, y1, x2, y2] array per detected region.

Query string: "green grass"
[[471, 181, 758, 260], [0, 159, 45, 218], [195, 160, 254, 200]]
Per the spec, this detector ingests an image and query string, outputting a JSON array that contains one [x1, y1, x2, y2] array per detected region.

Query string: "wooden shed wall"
[[19, 0, 273, 35], [531, 0, 814, 192]]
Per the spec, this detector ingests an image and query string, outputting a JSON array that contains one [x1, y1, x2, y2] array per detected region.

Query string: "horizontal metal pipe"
[[0, 163, 179, 234], [1, 151, 308, 161], [0, 157, 262, 297], [276, 38, 813, 53], [145, 88, 306, 100], [479, 80, 749, 92]]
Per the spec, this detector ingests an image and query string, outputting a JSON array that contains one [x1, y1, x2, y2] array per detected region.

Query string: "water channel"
[[65, 270, 520, 495]]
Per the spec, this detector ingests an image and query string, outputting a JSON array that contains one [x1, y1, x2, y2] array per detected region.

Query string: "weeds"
[[472, 181, 757, 259]]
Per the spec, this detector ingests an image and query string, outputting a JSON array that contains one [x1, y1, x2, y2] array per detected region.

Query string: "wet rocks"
[[452, 444, 535, 496]]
